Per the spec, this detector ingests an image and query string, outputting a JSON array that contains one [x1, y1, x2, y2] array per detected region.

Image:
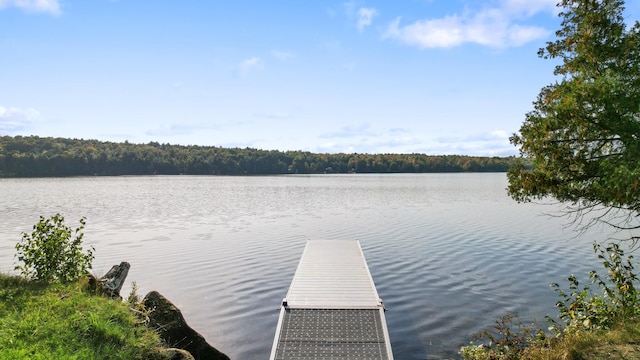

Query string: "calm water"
[[0, 174, 610, 359]]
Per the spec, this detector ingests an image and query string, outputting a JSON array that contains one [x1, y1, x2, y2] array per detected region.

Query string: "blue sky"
[[1, 0, 638, 155]]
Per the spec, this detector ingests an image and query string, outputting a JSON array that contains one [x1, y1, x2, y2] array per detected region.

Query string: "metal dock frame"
[[269, 240, 394, 360]]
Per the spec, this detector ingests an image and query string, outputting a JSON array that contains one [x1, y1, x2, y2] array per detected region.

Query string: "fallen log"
[[97, 261, 130, 298]]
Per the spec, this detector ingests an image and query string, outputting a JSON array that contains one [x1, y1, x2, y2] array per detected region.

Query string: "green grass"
[[461, 318, 640, 360], [522, 320, 640, 360], [0, 273, 168, 360]]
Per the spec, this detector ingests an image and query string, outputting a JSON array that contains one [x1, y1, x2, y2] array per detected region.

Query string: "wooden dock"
[[269, 240, 394, 360]]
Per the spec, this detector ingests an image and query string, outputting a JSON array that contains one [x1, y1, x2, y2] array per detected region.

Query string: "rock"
[[162, 348, 195, 360], [143, 291, 230, 360]]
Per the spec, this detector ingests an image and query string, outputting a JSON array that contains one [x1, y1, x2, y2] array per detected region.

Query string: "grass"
[[522, 320, 640, 360], [0, 273, 168, 360], [461, 317, 640, 360]]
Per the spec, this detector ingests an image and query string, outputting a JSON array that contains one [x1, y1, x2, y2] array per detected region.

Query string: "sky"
[[1, 0, 638, 156]]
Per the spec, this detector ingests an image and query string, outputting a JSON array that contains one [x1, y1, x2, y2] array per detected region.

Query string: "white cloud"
[[271, 50, 294, 61], [385, 16, 465, 48], [0, 0, 61, 15], [384, 0, 553, 49], [0, 106, 41, 133], [507, 24, 550, 46], [431, 130, 516, 156], [489, 130, 509, 139], [357, 7, 377, 32], [342, 2, 378, 32], [503, 0, 558, 16], [238, 57, 262, 76]]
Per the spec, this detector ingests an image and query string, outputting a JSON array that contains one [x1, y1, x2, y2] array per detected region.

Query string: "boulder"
[[162, 348, 195, 360], [143, 291, 230, 360]]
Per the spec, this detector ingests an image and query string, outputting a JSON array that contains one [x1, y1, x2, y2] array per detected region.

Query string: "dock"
[[269, 240, 394, 360]]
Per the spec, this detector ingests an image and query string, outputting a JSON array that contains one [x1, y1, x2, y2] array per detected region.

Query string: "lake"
[[0, 174, 611, 359]]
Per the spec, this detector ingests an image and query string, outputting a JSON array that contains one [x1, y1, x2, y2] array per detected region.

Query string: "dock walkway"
[[269, 240, 393, 360]]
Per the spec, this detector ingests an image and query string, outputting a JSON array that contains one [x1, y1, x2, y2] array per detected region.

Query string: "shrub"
[[550, 242, 640, 331], [460, 314, 542, 360], [15, 214, 94, 283], [461, 242, 640, 359]]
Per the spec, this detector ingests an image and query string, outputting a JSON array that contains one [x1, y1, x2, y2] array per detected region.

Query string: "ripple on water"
[[0, 174, 613, 359]]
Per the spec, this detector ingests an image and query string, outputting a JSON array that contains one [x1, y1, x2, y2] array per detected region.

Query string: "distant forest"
[[0, 136, 524, 177]]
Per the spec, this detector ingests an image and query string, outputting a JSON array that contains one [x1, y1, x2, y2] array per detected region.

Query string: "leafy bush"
[[550, 242, 640, 331], [460, 314, 543, 360], [461, 242, 640, 359], [15, 214, 94, 283]]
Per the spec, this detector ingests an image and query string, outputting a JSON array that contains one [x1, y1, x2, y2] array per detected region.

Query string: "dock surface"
[[270, 240, 393, 360]]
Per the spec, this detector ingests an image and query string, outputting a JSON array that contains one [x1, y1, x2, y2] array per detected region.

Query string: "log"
[[99, 261, 130, 298]]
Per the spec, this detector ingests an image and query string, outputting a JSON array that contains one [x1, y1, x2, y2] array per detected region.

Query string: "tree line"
[[0, 136, 522, 177]]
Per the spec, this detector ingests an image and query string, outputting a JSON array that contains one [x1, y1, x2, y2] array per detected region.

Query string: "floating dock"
[[269, 240, 394, 360]]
